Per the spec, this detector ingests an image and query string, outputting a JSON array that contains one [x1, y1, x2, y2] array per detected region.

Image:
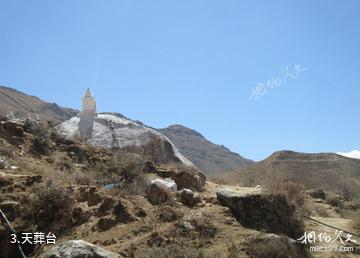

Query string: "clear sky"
[[0, 0, 359, 161]]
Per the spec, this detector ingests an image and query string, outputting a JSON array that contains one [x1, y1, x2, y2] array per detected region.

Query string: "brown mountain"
[[0, 86, 78, 123], [158, 125, 254, 175], [225, 150, 360, 197]]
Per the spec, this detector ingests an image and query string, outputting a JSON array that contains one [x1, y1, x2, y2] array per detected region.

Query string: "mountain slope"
[[158, 125, 254, 175], [225, 150, 360, 197], [0, 86, 77, 123]]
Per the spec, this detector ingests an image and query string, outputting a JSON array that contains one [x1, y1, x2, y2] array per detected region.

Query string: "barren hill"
[[225, 150, 360, 197], [0, 86, 77, 123], [159, 125, 254, 175]]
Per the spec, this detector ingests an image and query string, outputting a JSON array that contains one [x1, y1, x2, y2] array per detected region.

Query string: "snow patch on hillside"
[[337, 150, 360, 160]]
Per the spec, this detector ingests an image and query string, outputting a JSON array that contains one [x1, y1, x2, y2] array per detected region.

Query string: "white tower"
[[82, 88, 97, 116], [79, 89, 96, 139]]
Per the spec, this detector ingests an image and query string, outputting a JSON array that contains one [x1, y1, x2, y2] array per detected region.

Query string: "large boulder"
[[41, 240, 121, 258], [306, 188, 326, 200], [152, 165, 206, 191], [216, 189, 304, 239], [177, 189, 201, 207], [146, 183, 171, 205]]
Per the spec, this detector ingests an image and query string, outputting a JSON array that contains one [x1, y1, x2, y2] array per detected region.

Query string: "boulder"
[[0, 158, 8, 169], [172, 170, 205, 191], [151, 178, 177, 192], [98, 217, 117, 232], [146, 183, 171, 205], [306, 188, 326, 200], [113, 200, 135, 223], [152, 165, 206, 191], [97, 197, 116, 216], [2, 121, 24, 137], [41, 240, 121, 258], [216, 189, 304, 239], [72, 206, 91, 226], [87, 187, 102, 206], [178, 189, 201, 207]]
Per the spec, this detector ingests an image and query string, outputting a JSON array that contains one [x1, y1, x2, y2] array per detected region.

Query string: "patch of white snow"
[[337, 150, 360, 160]]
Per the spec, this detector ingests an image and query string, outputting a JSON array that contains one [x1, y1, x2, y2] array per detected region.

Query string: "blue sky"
[[0, 0, 359, 161]]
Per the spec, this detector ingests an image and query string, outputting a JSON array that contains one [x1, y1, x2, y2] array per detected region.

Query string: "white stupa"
[[82, 88, 97, 116]]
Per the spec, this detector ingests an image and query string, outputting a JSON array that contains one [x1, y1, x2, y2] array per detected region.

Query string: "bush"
[[189, 213, 217, 239], [326, 194, 344, 208], [31, 136, 50, 156], [94, 153, 149, 196], [267, 176, 305, 206], [22, 182, 75, 234], [135, 240, 222, 258], [246, 235, 311, 258]]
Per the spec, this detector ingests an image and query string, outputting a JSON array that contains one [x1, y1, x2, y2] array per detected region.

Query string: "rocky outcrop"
[[306, 188, 326, 200], [151, 164, 206, 191], [56, 113, 194, 167], [177, 189, 201, 207], [40, 240, 122, 258], [216, 190, 304, 239]]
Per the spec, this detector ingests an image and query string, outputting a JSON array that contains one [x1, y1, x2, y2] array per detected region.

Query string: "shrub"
[[267, 175, 305, 206], [135, 241, 222, 258], [326, 194, 344, 208], [190, 213, 217, 239], [22, 182, 75, 234], [31, 136, 50, 156], [246, 235, 311, 258], [56, 156, 73, 171]]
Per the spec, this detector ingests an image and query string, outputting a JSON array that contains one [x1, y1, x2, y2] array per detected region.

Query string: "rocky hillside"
[[0, 86, 78, 124], [56, 113, 194, 167], [1, 117, 359, 258], [159, 125, 254, 175], [225, 150, 360, 198]]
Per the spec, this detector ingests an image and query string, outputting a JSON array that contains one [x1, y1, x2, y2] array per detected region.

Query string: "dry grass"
[[352, 212, 360, 233], [135, 243, 223, 258], [0, 145, 13, 157], [313, 206, 330, 217], [246, 235, 311, 258], [22, 181, 75, 234], [266, 175, 305, 206], [210, 175, 232, 185]]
